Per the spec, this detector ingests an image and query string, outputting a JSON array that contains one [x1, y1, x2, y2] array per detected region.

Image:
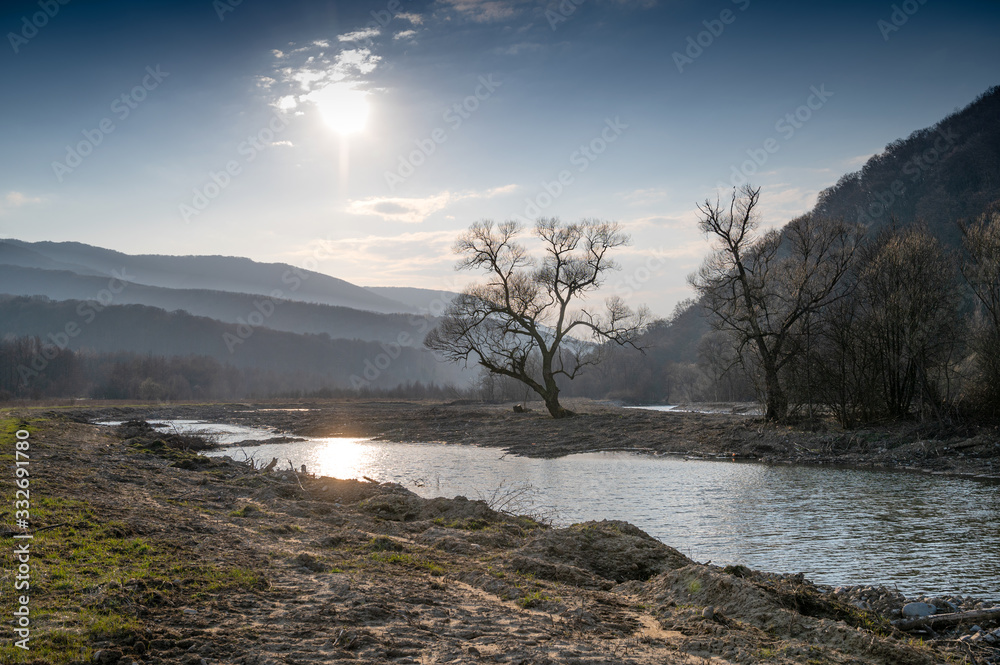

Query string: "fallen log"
[[894, 607, 1000, 632]]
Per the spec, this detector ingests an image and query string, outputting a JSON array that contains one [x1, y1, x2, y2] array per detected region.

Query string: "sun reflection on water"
[[311, 437, 373, 480]]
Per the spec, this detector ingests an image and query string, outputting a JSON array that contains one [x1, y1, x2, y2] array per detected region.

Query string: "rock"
[[970, 624, 982, 633], [901, 602, 936, 618], [702, 606, 715, 620], [929, 597, 958, 613]]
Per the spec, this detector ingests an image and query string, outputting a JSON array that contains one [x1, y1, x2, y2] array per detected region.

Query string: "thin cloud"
[[287, 230, 464, 285], [268, 43, 381, 113], [619, 186, 669, 206], [348, 185, 518, 223], [0, 191, 42, 215], [348, 193, 454, 224], [394, 30, 418, 40], [397, 12, 424, 24], [435, 0, 527, 23], [338, 28, 380, 42]]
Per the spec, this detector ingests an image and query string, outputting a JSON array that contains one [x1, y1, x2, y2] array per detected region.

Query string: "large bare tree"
[[689, 185, 860, 421], [425, 218, 649, 418]]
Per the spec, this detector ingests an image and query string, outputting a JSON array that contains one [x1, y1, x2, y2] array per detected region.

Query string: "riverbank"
[[2, 410, 996, 664], [63, 397, 1000, 480]]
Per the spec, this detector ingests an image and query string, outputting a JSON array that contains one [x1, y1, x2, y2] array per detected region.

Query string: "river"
[[130, 419, 999, 600]]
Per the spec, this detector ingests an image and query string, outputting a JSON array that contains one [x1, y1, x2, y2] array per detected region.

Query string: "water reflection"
[[198, 427, 998, 600]]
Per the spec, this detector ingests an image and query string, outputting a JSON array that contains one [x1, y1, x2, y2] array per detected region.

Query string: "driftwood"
[[894, 607, 1000, 632], [262, 457, 278, 473]]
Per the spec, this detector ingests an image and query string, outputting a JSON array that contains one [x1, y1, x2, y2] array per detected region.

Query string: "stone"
[[901, 602, 936, 618], [702, 606, 715, 620]]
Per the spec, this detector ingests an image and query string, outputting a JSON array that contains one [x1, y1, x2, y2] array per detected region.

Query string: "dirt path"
[[2, 409, 994, 664]]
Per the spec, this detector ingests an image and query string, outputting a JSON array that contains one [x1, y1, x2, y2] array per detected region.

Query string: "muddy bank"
[[2, 411, 997, 664], [68, 398, 1000, 479]]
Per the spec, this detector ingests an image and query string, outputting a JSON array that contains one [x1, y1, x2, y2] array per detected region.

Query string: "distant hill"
[[0, 239, 415, 314], [0, 265, 433, 343], [812, 85, 1000, 244], [0, 295, 470, 389], [363, 286, 457, 313]]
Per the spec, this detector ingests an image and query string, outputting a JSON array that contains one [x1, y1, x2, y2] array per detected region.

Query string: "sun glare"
[[314, 437, 371, 479], [307, 83, 369, 135]]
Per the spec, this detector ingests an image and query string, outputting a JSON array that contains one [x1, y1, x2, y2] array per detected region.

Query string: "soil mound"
[[637, 564, 937, 664], [512, 520, 693, 584]]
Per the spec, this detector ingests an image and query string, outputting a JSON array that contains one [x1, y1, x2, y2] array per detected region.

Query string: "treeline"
[[689, 187, 1000, 425], [557, 301, 754, 405], [0, 338, 459, 402], [0, 295, 469, 390]]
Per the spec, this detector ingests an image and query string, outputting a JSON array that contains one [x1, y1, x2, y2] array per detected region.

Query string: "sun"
[[307, 82, 369, 135]]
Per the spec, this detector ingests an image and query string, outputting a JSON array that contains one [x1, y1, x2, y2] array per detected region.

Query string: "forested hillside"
[[0, 296, 469, 399], [813, 86, 1000, 245]]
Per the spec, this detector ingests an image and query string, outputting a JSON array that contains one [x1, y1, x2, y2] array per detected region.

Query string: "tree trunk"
[[540, 362, 574, 418], [763, 363, 788, 421], [543, 393, 574, 418]]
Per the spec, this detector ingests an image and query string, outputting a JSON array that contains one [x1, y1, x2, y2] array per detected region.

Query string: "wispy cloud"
[[262, 28, 382, 117], [756, 184, 819, 226], [338, 28, 380, 42], [348, 185, 517, 223], [394, 29, 418, 40], [0, 191, 42, 215], [495, 42, 543, 55], [844, 153, 874, 169], [619, 186, 669, 206], [287, 230, 465, 286], [434, 0, 528, 23], [348, 193, 454, 224], [397, 12, 424, 24]]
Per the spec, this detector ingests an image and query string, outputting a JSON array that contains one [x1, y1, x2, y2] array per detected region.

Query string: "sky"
[[1, 0, 998, 317]]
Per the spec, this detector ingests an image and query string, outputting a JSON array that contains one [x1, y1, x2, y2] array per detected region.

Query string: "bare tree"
[[960, 207, 1000, 412], [852, 225, 963, 420], [689, 185, 860, 421], [425, 218, 649, 418]]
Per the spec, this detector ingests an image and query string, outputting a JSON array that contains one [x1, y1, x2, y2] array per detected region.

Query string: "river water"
[[135, 419, 998, 600]]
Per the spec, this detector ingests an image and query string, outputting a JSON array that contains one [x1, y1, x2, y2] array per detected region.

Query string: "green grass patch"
[[367, 551, 446, 576], [0, 454, 267, 664], [516, 590, 552, 609]]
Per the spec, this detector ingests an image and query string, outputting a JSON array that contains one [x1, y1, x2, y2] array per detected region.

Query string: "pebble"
[[901, 602, 936, 618]]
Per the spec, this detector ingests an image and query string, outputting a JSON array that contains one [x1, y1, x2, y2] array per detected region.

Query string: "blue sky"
[[1, 0, 998, 316]]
